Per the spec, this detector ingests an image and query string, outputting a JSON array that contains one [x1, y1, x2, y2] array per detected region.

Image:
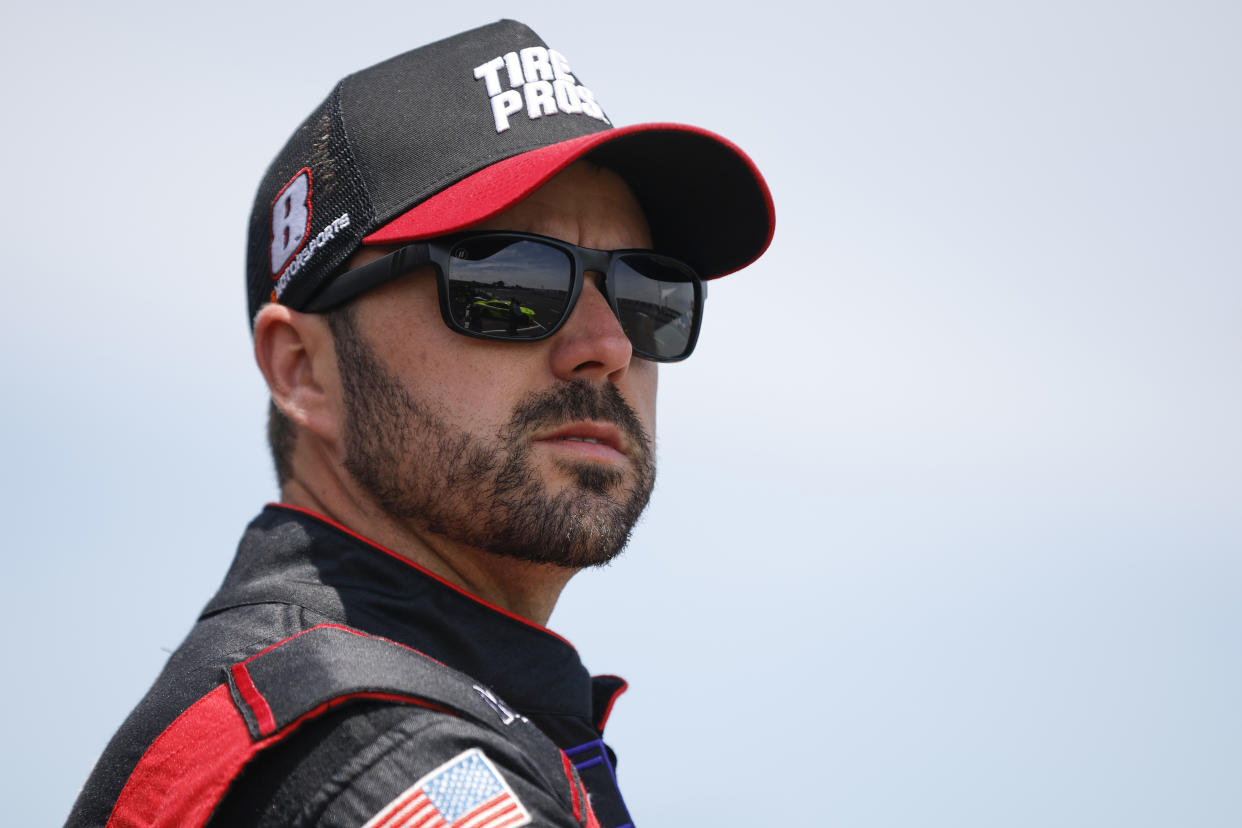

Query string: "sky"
[[3, 1, 1239, 825]]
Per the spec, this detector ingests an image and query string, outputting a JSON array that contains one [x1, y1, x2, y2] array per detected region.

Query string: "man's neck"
[[279, 479, 576, 627]]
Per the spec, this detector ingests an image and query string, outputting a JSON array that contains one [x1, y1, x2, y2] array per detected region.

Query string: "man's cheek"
[[632, 366, 659, 437]]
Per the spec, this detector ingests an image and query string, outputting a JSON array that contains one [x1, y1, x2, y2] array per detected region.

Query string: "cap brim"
[[362, 123, 774, 279]]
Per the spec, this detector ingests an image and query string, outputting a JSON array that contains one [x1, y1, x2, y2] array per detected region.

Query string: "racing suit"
[[66, 504, 633, 828]]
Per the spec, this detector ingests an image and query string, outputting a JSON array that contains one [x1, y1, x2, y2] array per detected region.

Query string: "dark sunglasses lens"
[[445, 238, 573, 338], [611, 255, 700, 360]]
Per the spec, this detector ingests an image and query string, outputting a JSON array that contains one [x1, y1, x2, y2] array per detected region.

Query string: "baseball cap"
[[246, 19, 775, 323]]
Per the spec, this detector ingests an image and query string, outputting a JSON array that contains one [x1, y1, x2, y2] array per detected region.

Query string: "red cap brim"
[[363, 123, 774, 279]]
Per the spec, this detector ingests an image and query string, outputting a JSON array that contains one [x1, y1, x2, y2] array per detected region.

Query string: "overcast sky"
[[3, 1, 1239, 825]]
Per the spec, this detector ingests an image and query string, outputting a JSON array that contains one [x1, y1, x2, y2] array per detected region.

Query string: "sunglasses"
[[304, 231, 707, 362]]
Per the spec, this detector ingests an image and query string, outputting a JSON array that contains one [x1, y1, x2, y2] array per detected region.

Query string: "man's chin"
[[548, 457, 630, 497], [476, 462, 652, 569]]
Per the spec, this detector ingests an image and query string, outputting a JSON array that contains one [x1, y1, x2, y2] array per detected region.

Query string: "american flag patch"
[[361, 748, 532, 828]]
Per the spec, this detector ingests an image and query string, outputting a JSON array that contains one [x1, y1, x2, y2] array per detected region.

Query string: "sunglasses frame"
[[304, 231, 707, 362]]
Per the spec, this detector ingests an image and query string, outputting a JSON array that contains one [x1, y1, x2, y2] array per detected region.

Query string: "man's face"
[[330, 162, 659, 568]]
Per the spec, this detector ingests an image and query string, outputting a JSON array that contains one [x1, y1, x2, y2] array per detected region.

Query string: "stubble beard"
[[329, 309, 656, 569]]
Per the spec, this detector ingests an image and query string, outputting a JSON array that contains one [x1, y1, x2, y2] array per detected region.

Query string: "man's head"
[[262, 162, 659, 567], [248, 20, 772, 572]]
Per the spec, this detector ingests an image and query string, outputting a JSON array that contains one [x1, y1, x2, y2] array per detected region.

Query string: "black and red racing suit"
[[66, 504, 633, 828]]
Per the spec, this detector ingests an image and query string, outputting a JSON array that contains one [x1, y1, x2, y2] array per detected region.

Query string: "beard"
[[329, 308, 656, 569]]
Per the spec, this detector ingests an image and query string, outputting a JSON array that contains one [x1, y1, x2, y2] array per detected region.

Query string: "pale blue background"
[[3, 1, 1239, 825]]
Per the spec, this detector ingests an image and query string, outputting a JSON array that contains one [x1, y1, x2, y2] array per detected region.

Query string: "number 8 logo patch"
[[270, 168, 313, 276]]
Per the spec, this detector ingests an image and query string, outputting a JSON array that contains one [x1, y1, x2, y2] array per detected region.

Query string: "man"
[[67, 19, 772, 828]]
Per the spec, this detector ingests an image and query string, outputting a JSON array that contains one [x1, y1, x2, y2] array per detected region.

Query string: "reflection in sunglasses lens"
[[612, 255, 697, 359], [446, 239, 573, 339], [442, 237, 699, 359]]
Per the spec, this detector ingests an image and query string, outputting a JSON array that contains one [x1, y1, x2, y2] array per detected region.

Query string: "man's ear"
[[253, 304, 341, 443]]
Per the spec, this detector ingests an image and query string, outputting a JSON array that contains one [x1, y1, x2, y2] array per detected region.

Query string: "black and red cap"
[[246, 19, 775, 323]]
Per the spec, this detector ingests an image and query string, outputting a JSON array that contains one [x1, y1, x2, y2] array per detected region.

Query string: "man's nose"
[[547, 273, 633, 383]]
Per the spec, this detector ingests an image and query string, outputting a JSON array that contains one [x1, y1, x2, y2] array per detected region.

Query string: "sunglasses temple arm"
[[304, 242, 432, 312]]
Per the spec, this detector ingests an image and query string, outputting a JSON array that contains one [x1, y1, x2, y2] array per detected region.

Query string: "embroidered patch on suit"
[[361, 748, 532, 828]]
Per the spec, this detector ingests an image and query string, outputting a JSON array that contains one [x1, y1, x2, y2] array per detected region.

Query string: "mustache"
[[505, 381, 651, 452]]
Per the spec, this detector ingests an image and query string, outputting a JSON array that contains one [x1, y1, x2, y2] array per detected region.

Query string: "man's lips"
[[533, 422, 628, 462]]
